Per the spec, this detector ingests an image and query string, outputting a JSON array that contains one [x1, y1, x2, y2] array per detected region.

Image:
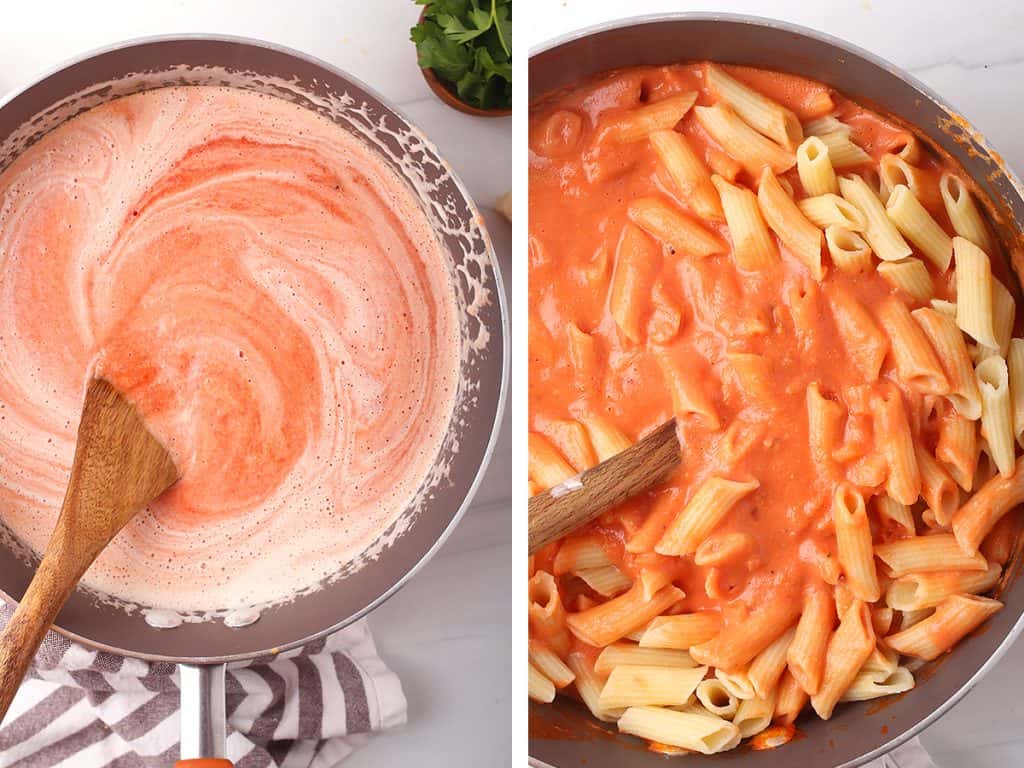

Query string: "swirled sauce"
[[0, 86, 459, 612]]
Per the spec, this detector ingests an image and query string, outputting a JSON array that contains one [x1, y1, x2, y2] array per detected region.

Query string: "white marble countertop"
[[528, 2, 1023, 766], [0, 1, 511, 766]]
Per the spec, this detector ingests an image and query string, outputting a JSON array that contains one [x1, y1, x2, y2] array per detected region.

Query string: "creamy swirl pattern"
[[0, 86, 459, 611]]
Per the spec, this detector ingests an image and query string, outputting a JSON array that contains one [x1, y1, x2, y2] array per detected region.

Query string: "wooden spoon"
[[0, 378, 178, 721], [528, 419, 681, 554]]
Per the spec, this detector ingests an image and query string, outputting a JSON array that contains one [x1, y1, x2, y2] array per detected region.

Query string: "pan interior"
[[0, 36, 505, 662], [528, 14, 1024, 768]]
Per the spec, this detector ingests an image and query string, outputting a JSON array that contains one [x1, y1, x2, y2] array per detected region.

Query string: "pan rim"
[[527, 11, 1024, 768], [0, 32, 510, 665]]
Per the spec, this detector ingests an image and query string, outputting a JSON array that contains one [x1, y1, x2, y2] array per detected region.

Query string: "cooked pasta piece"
[[580, 413, 633, 462], [798, 193, 865, 230], [878, 155, 934, 206], [628, 196, 724, 257], [529, 640, 576, 688], [952, 455, 1024, 554], [528, 432, 576, 490], [705, 63, 803, 149], [566, 652, 624, 722], [976, 355, 1015, 477], [603, 93, 698, 143], [1008, 338, 1024, 446], [542, 419, 599, 473], [599, 664, 707, 709], [885, 562, 1001, 611], [824, 225, 873, 274], [877, 258, 933, 303], [990, 279, 1015, 356], [734, 693, 778, 738], [872, 383, 922, 505], [553, 536, 611, 574], [655, 348, 721, 429], [650, 129, 724, 221], [529, 571, 571, 655], [874, 495, 916, 537], [885, 185, 952, 270], [810, 601, 876, 719], [594, 643, 698, 674], [937, 413, 980, 490], [915, 444, 960, 527], [806, 382, 844, 480], [885, 594, 1003, 660], [577, 565, 633, 597], [609, 223, 659, 344], [954, 236, 999, 349], [875, 295, 949, 395], [617, 706, 740, 755], [712, 174, 778, 270], [715, 667, 756, 700], [655, 477, 760, 556], [639, 612, 723, 650], [796, 137, 838, 196], [839, 174, 912, 262], [913, 308, 982, 420], [833, 483, 880, 602], [694, 102, 796, 176], [567, 583, 685, 648], [840, 666, 915, 702], [690, 592, 801, 672], [816, 130, 872, 168], [773, 670, 809, 726], [748, 627, 796, 699], [694, 531, 756, 567], [529, 663, 556, 703], [940, 172, 995, 254], [695, 679, 739, 717], [758, 168, 824, 280], [874, 534, 987, 577]]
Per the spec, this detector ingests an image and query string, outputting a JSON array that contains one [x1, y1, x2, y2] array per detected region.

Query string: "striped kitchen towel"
[[0, 605, 406, 768]]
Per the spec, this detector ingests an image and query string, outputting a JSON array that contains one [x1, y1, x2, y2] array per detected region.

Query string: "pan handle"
[[175, 663, 233, 768]]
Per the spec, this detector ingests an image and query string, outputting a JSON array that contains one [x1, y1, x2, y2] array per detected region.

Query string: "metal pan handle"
[[175, 663, 233, 768]]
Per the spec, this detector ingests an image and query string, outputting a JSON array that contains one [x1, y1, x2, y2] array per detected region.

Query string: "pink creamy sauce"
[[0, 86, 460, 612]]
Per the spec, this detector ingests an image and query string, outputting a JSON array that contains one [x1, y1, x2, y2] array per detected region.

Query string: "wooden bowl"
[[416, 6, 511, 118]]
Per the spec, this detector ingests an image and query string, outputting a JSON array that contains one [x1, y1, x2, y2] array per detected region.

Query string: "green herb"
[[410, 0, 512, 111]]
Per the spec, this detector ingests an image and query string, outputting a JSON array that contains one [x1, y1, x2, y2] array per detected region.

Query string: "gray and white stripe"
[[0, 607, 406, 768]]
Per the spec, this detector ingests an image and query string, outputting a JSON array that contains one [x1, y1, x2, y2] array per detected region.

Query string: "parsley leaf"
[[410, 0, 512, 111]]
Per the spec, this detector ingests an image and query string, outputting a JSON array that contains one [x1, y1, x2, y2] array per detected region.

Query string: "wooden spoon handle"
[[528, 419, 681, 554], [0, 539, 83, 721]]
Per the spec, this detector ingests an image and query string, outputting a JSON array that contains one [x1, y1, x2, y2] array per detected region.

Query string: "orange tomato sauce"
[[528, 63, 1001, 654]]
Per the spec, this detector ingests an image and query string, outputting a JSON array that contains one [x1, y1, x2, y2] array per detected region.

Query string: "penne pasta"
[[712, 174, 778, 270], [542, 419, 599, 473], [885, 562, 1001, 611], [749, 627, 796, 700], [874, 534, 987, 577], [655, 477, 759, 556], [690, 590, 801, 672], [940, 173, 994, 254], [796, 136, 838, 196], [577, 565, 633, 597], [599, 664, 707, 709], [885, 594, 1002, 660], [655, 348, 721, 429], [824, 225, 873, 274], [706, 63, 803, 150], [952, 455, 1024, 554], [567, 583, 685, 648], [773, 670, 808, 726], [840, 666, 915, 702], [758, 168, 824, 280], [528, 432, 576, 490], [913, 308, 982, 420], [874, 495, 916, 537], [839, 174, 912, 262], [650, 129, 724, 221], [608, 223, 659, 344], [832, 483, 880, 602], [734, 692, 777, 739], [603, 93, 698, 143], [694, 102, 796, 176], [695, 678, 739, 718], [566, 652, 624, 722], [529, 640, 576, 688], [937, 412, 980, 490], [875, 295, 949, 395], [785, 585, 836, 697], [1009, 338, 1024, 446], [529, 663, 556, 703], [885, 185, 952, 270], [816, 130, 872, 168], [628, 196, 724, 258], [872, 383, 922, 505], [810, 601, 876, 720], [976, 355, 1015, 477], [617, 705, 740, 755], [594, 643, 697, 675], [639, 612, 723, 650], [954, 236, 999, 349], [798, 193, 865, 230], [915, 444, 960, 527], [877, 258, 934, 303]]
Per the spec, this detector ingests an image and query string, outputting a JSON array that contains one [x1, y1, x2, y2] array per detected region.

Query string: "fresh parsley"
[[410, 0, 512, 111]]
